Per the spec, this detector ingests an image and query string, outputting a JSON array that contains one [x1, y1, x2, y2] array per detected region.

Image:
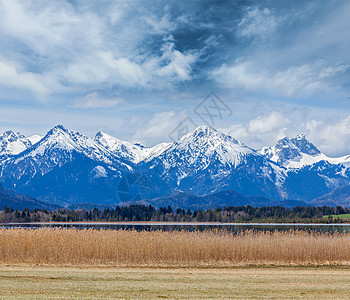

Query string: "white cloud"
[[213, 1, 350, 101], [0, 0, 199, 98], [154, 40, 197, 82], [225, 111, 291, 150], [248, 111, 289, 134], [0, 58, 48, 95], [222, 109, 350, 157], [213, 60, 349, 97], [237, 7, 279, 38], [306, 116, 350, 157], [72, 92, 124, 109], [61, 40, 198, 90], [133, 110, 188, 145], [63, 51, 149, 88], [0, 0, 102, 54], [142, 11, 176, 34]]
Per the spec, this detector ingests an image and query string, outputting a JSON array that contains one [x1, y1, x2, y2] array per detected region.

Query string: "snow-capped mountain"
[[1, 125, 133, 180], [260, 134, 349, 169], [95, 131, 170, 163], [0, 131, 33, 158], [260, 134, 350, 201], [0, 124, 350, 207], [260, 134, 320, 166], [0, 125, 136, 205], [144, 126, 285, 198], [155, 126, 257, 169], [0, 131, 43, 160]]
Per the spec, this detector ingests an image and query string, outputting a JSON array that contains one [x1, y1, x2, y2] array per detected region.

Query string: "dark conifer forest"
[[0, 205, 349, 223]]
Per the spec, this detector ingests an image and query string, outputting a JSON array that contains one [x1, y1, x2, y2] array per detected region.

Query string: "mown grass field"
[[323, 213, 350, 219], [0, 266, 350, 299]]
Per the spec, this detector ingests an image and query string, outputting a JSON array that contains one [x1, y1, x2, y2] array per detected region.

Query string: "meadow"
[[323, 213, 350, 219], [1, 228, 350, 266]]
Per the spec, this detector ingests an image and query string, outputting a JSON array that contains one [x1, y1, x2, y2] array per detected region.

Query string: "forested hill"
[[0, 184, 58, 210]]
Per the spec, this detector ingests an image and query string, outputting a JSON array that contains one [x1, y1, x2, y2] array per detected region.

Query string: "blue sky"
[[0, 0, 350, 156]]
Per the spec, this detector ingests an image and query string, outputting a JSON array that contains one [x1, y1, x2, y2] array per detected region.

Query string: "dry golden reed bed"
[[1, 228, 350, 266]]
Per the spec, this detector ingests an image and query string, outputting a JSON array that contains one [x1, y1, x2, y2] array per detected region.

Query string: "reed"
[[0, 228, 350, 266]]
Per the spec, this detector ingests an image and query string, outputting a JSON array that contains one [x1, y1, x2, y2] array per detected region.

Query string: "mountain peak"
[[0, 130, 32, 157], [192, 125, 216, 134], [1, 130, 28, 141], [290, 134, 320, 156], [155, 125, 256, 175], [261, 134, 322, 167], [3, 130, 16, 138], [182, 126, 240, 145], [50, 124, 69, 133], [188, 126, 223, 139], [295, 133, 306, 140], [95, 131, 108, 140], [44, 125, 71, 139], [95, 131, 124, 145]]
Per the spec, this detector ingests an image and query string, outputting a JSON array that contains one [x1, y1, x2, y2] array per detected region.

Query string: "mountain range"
[[0, 124, 350, 209]]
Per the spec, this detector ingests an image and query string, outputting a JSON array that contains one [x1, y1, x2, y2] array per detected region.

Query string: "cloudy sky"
[[0, 0, 350, 156]]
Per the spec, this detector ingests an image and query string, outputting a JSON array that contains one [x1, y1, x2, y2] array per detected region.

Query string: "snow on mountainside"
[[260, 134, 349, 169], [0, 131, 32, 158], [27, 135, 43, 145], [156, 126, 257, 171], [95, 131, 170, 163], [144, 126, 285, 199], [0, 125, 134, 182], [0, 124, 350, 207], [14, 125, 122, 165]]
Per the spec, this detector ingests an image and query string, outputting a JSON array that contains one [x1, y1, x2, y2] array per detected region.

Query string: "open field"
[[1, 228, 350, 266], [323, 214, 350, 219], [0, 266, 350, 299]]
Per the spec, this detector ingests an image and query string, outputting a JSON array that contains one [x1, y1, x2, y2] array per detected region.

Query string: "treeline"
[[0, 205, 349, 223]]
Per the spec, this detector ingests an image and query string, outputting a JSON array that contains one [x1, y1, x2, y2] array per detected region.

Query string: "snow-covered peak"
[[157, 126, 257, 170], [15, 125, 119, 166], [0, 130, 32, 157], [47, 124, 69, 135], [95, 131, 144, 163], [261, 134, 336, 169], [290, 134, 320, 156], [179, 126, 240, 146], [261, 137, 300, 164], [95, 131, 170, 163], [295, 133, 306, 140], [95, 131, 126, 151]]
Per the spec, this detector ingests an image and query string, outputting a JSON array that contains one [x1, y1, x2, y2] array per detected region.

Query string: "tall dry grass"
[[0, 228, 350, 266]]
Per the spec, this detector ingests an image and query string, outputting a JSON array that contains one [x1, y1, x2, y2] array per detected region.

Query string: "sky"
[[0, 0, 350, 156]]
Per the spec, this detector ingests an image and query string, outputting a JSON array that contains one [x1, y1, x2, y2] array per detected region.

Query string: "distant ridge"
[[140, 190, 307, 210], [0, 184, 59, 210]]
